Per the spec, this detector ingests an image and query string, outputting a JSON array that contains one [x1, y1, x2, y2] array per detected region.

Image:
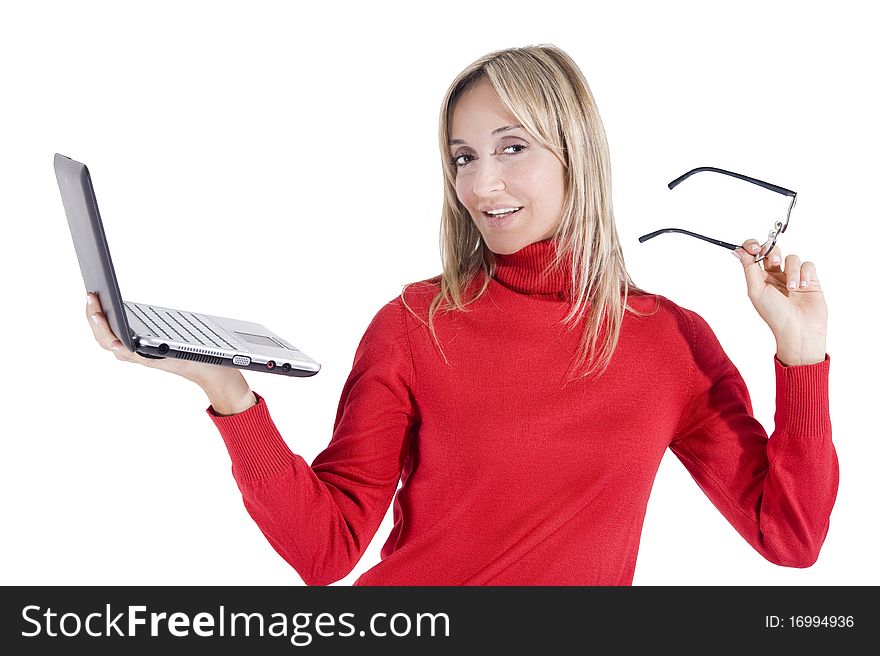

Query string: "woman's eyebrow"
[[448, 124, 524, 146]]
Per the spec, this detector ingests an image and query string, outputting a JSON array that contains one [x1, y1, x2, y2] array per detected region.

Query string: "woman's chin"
[[484, 236, 530, 255]]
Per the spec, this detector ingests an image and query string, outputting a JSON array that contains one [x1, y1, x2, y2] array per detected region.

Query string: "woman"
[[85, 44, 837, 585]]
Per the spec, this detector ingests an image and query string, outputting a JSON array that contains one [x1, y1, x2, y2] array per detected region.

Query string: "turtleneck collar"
[[491, 238, 572, 298]]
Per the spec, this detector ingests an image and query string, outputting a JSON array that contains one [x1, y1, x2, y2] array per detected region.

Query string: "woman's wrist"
[[198, 371, 256, 416], [775, 346, 826, 367], [774, 332, 826, 367]]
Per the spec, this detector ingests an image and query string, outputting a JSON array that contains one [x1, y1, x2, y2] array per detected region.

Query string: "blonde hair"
[[401, 44, 658, 383]]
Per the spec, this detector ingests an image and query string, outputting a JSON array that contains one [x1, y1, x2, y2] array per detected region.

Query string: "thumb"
[[732, 243, 765, 298]]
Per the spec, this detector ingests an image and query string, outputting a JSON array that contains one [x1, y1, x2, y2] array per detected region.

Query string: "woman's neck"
[[491, 239, 572, 297]]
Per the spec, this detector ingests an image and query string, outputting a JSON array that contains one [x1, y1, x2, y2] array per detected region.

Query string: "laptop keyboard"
[[124, 302, 237, 350]]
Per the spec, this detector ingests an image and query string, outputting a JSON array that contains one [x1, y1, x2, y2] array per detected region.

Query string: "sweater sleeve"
[[205, 299, 417, 585], [669, 307, 838, 568]]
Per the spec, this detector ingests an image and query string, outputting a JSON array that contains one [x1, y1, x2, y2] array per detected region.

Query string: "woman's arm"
[[207, 299, 417, 585], [670, 306, 837, 567]]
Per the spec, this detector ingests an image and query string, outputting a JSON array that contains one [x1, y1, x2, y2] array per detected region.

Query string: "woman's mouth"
[[483, 207, 522, 227]]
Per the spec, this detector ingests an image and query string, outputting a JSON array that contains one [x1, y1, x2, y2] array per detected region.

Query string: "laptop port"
[[266, 360, 276, 369]]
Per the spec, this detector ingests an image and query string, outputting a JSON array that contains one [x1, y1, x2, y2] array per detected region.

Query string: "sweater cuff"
[[773, 353, 831, 438], [206, 392, 294, 481]]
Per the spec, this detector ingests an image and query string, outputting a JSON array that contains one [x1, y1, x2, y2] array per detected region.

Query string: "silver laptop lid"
[[54, 153, 136, 352]]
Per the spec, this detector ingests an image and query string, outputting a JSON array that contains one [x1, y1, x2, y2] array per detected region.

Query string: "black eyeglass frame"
[[638, 166, 797, 263]]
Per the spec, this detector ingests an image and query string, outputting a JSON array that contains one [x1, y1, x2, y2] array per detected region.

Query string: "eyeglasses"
[[638, 166, 797, 263]]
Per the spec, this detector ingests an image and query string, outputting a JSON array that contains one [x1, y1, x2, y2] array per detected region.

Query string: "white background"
[[2, 0, 876, 586]]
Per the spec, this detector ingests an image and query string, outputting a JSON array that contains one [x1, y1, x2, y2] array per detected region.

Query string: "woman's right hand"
[[85, 293, 255, 414]]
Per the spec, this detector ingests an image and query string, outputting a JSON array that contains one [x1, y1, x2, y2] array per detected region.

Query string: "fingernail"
[[749, 244, 760, 252], [730, 250, 740, 258], [111, 345, 119, 351], [772, 256, 781, 265], [91, 314, 98, 324], [788, 281, 798, 289], [86, 295, 92, 306], [800, 280, 809, 287]]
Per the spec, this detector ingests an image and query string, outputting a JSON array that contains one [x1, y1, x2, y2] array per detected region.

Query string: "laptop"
[[54, 153, 321, 377]]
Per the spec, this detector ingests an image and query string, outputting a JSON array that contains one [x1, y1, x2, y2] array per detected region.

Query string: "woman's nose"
[[472, 158, 505, 196]]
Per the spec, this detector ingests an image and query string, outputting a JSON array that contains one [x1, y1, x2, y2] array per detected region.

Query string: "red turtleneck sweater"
[[207, 239, 837, 585]]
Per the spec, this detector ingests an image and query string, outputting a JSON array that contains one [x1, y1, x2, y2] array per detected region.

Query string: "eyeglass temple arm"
[[638, 228, 740, 250], [667, 166, 798, 234], [669, 166, 796, 198], [640, 167, 799, 249]]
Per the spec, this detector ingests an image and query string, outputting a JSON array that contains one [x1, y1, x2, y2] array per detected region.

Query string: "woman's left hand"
[[732, 239, 828, 366]]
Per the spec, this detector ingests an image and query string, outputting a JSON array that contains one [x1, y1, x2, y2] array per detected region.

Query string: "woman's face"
[[449, 78, 566, 255]]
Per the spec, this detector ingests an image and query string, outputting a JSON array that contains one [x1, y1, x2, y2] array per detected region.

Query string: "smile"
[[483, 207, 521, 227]]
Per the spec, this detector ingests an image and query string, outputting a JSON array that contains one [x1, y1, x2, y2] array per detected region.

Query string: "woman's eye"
[[451, 144, 526, 168]]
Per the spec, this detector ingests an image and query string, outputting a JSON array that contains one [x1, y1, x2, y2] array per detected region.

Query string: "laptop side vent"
[[176, 345, 227, 358], [174, 351, 224, 365]]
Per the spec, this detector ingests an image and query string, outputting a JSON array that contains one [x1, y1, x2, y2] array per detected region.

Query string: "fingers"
[[734, 239, 767, 268], [735, 240, 821, 292], [799, 260, 820, 290], [733, 240, 766, 300], [763, 243, 783, 270], [85, 293, 138, 363], [763, 244, 820, 290], [741, 238, 763, 257], [787, 256, 821, 290], [85, 293, 116, 347], [783, 253, 802, 290]]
